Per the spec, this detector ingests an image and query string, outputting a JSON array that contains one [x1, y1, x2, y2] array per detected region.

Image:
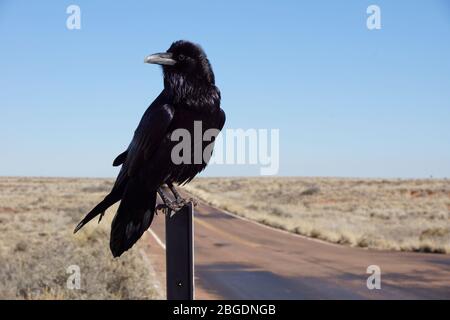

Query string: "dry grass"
[[185, 177, 450, 254], [2, 176, 448, 299], [0, 177, 163, 300]]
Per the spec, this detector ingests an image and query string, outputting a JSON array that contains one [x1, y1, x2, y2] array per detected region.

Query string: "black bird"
[[74, 40, 225, 257]]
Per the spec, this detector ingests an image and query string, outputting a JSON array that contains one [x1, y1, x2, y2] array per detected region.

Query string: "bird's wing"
[[124, 103, 175, 177], [112, 150, 128, 167]]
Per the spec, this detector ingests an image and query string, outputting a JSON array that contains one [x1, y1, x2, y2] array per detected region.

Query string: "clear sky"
[[1, 0, 449, 178]]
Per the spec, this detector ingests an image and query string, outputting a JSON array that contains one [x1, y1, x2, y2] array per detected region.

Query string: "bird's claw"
[[188, 198, 198, 207], [155, 201, 183, 215], [177, 197, 197, 207], [155, 197, 197, 217]]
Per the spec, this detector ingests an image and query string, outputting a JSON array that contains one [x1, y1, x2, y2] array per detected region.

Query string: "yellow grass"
[[2, 175, 448, 299], [185, 177, 450, 253], [0, 177, 163, 300]]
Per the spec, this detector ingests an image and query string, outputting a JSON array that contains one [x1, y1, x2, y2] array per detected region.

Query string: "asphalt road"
[[144, 199, 450, 299]]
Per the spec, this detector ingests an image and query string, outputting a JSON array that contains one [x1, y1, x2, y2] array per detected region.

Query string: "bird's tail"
[[74, 191, 121, 233], [109, 178, 157, 257]]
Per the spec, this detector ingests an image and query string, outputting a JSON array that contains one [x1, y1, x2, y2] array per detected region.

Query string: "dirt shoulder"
[[185, 177, 450, 254]]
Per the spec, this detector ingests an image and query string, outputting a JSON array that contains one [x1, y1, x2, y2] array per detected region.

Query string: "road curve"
[[145, 199, 450, 299]]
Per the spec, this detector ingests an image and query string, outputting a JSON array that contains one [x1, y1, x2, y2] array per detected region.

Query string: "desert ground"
[[1, 176, 449, 299], [185, 177, 450, 253], [0, 177, 163, 299]]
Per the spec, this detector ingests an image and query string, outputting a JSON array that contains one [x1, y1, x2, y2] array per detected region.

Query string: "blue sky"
[[1, 0, 449, 178]]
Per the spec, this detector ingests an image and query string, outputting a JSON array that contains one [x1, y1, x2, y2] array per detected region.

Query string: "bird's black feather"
[[112, 151, 127, 167], [109, 178, 156, 257], [74, 40, 226, 257]]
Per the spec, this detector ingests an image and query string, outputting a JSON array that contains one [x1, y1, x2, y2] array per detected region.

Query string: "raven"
[[74, 40, 225, 257]]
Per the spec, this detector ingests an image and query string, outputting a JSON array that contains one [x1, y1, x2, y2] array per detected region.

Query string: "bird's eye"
[[178, 54, 186, 61]]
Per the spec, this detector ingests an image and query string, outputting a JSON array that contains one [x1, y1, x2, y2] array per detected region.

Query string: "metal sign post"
[[165, 202, 195, 300]]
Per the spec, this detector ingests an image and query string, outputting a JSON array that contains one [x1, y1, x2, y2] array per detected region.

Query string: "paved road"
[[145, 199, 450, 299]]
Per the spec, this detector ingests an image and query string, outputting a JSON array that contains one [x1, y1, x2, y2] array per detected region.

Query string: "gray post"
[[165, 202, 195, 300]]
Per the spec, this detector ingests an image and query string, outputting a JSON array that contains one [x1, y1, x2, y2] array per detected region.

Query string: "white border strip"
[[195, 198, 342, 248], [147, 228, 166, 250]]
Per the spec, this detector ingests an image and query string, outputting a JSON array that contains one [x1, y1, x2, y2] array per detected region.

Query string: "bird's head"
[[145, 40, 215, 86], [144, 40, 219, 108]]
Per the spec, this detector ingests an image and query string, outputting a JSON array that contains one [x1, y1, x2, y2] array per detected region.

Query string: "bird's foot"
[[155, 201, 184, 216], [155, 198, 197, 217], [167, 183, 197, 207], [176, 197, 197, 207]]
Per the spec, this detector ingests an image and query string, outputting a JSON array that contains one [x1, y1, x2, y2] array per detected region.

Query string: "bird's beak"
[[144, 52, 176, 66]]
